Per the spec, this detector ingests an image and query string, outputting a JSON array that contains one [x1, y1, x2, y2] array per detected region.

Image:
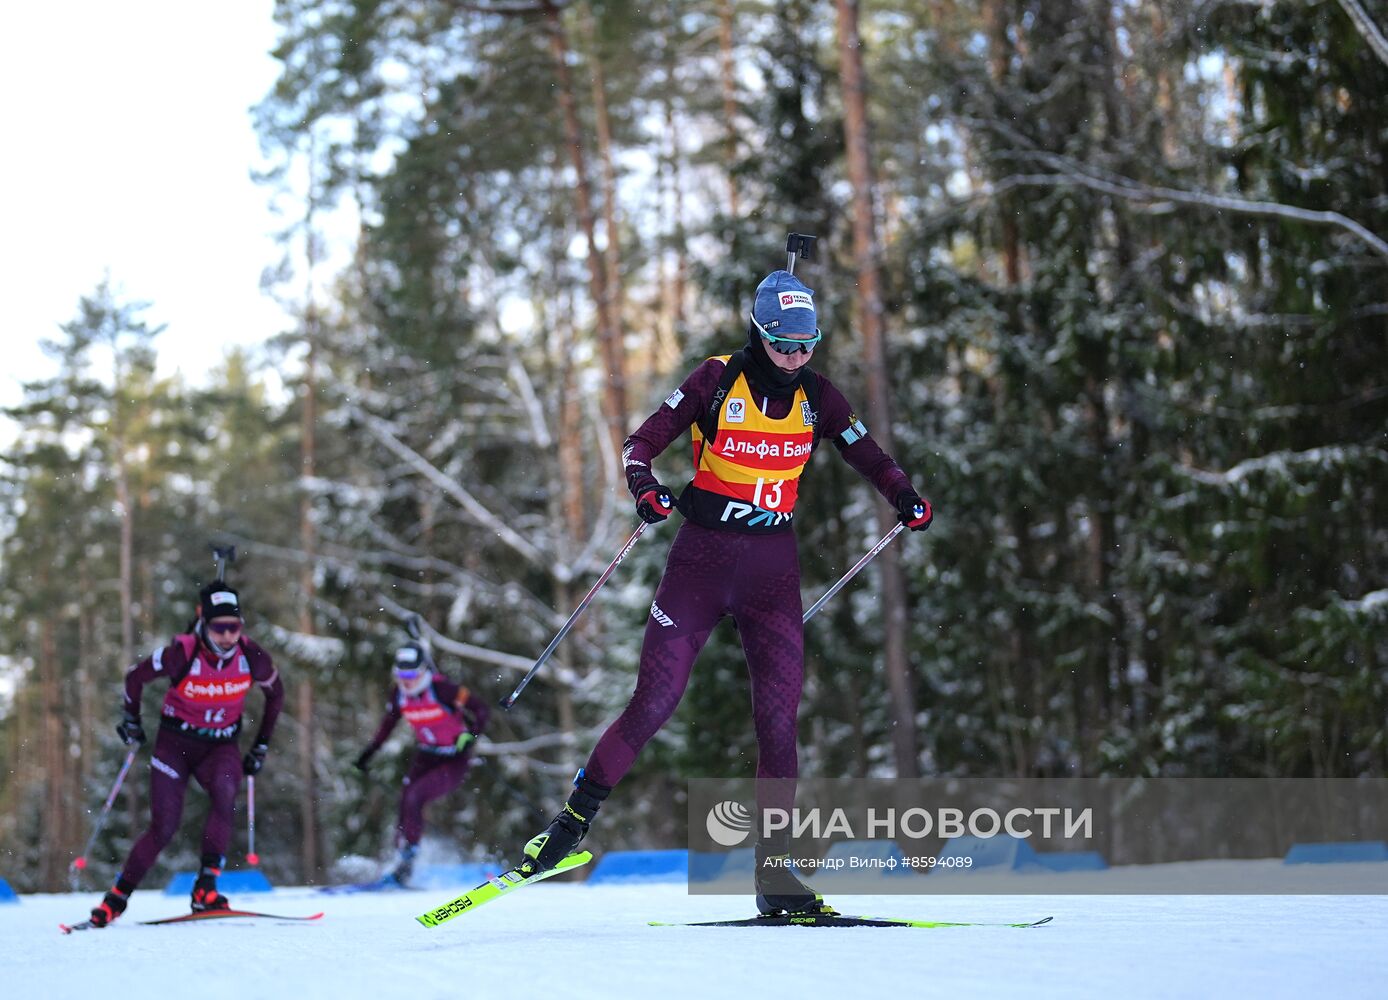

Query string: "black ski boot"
[[190, 854, 232, 913], [755, 839, 832, 916], [519, 771, 611, 876], [386, 843, 419, 887], [88, 877, 135, 928]]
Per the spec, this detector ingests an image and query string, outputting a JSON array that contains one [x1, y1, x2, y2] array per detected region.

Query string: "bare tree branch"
[[980, 170, 1388, 260], [507, 352, 553, 450], [440, 0, 573, 15], [1337, 0, 1388, 69], [1179, 444, 1387, 487], [959, 109, 1388, 259], [350, 404, 547, 567], [374, 590, 579, 687]]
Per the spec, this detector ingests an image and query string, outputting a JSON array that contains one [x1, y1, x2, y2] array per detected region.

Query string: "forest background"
[[2, 0, 1385, 891]]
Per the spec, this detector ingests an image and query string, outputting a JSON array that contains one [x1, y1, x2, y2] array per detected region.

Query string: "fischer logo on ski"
[[415, 850, 592, 929]]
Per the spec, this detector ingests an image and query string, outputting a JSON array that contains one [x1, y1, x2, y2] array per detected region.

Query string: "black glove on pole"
[[242, 741, 269, 776], [116, 711, 147, 746], [635, 484, 673, 524], [894, 490, 934, 531]]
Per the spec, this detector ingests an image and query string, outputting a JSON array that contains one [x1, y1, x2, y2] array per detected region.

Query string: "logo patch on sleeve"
[[778, 291, 814, 311], [840, 413, 869, 446], [665, 388, 685, 409]]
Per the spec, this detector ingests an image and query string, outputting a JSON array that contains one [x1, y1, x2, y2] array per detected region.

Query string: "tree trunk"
[[78, 561, 95, 876], [543, 1, 627, 452], [716, 0, 741, 215], [986, 0, 1033, 775], [298, 143, 322, 880], [41, 614, 64, 889], [582, 4, 625, 370], [834, 0, 919, 780]]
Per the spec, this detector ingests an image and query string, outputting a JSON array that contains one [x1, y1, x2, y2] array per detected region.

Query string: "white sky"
[[0, 1, 292, 412]]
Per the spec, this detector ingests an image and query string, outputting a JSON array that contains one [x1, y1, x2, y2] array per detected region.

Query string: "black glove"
[[635, 484, 674, 524], [354, 750, 373, 772], [895, 491, 934, 532], [116, 711, 147, 747], [242, 741, 269, 776]]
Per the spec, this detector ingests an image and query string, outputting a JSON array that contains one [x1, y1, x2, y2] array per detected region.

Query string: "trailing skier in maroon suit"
[[87, 580, 284, 928], [354, 642, 491, 885], [515, 266, 933, 916]]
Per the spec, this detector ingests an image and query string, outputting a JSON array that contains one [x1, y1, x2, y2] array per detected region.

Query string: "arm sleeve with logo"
[[815, 374, 919, 504], [622, 359, 724, 498], [121, 642, 187, 718]]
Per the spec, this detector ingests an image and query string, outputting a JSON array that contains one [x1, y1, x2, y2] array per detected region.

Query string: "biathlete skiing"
[[513, 236, 933, 917], [86, 579, 284, 927], [353, 641, 491, 887]]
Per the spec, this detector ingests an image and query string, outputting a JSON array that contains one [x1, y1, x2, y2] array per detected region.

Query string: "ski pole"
[[802, 522, 907, 625], [69, 747, 140, 889], [503, 521, 651, 710], [246, 775, 259, 866]]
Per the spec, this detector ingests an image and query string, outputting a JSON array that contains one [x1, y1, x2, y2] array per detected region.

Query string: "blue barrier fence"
[[689, 848, 756, 884], [164, 869, 273, 895], [414, 862, 499, 888], [820, 838, 916, 878], [587, 849, 689, 884], [1035, 850, 1108, 872], [936, 835, 1108, 873], [1284, 841, 1388, 864]]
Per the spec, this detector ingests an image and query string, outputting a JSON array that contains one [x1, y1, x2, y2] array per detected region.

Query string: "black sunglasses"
[[750, 312, 822, 355]]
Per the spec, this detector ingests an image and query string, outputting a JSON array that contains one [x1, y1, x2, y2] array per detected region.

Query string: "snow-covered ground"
[[5, 881, 1387, 999]]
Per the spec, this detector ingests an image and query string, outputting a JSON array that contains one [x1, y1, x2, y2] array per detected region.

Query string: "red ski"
[[141, 908, 324, 926], [61, 909, 324, 933]]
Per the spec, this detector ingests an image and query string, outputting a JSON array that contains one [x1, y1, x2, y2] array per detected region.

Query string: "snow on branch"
[[507, 353, 553, 450], [481, 731, 583, 756], [1339, 589, 1388, 615], [351, 404, 546, 568], [1298, 588, 1388, 630], [374, 590, 578, 688], [1337, 0, 1388, 69], [1180, 445, 1387, 487], [984, 169, 1388, 260], [440, 0, 573, 15], [261, 623, 347, 667]]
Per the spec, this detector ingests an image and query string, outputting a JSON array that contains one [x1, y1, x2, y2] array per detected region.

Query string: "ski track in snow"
[[5, 884, 1387, 999]]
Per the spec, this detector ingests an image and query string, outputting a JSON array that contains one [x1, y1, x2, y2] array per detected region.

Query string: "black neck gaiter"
[[742, 321, 807, 399]]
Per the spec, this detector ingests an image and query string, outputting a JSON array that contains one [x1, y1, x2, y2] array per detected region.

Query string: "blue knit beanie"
[[751, 270, 818, 337]]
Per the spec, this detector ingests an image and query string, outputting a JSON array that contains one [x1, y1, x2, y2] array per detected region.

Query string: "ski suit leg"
[[731, 529, 804, 818], [119, 729, 194, 887], [397, 752, 472, 847], [585, 522, 735, 787], [192, 741, 243, 860]]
